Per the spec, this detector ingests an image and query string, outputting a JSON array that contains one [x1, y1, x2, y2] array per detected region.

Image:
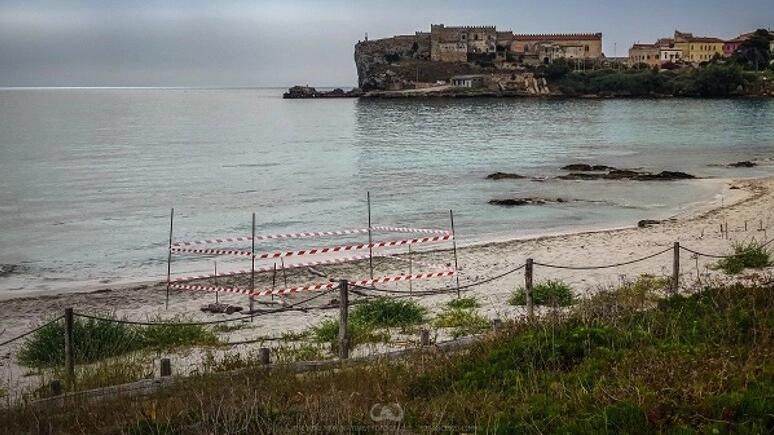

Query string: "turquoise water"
[[0, 88, 772, 295]]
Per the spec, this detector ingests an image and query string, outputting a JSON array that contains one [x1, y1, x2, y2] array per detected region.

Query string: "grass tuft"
[[509, 280, 575, 306], [714, 239, 771, 274], [17, 315, 219, 368]]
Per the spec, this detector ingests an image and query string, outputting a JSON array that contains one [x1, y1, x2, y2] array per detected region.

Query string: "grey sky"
[[0, 0, 771, 87]]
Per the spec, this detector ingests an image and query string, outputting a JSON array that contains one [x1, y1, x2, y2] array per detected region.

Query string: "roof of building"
[[685, 36, 724, 43], [451, 75, 486, 80], [512, 33, 602, 41]]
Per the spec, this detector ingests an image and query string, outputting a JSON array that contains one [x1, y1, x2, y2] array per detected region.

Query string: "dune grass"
[[509, 279, 576, 306], [17, 315, 219, 368], [713, 239, 772, 274], [3, 282, 772, 433]]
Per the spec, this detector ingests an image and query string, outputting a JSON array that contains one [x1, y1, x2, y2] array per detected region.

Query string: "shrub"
[[446, 296, 480, 310], [714, 239, 771, 274], [509, 280, 575, 306], [310, 319, 389, 349], [17, 315, 219, 368], [433, 307, 490, 338], [350, 297, 426, 328]]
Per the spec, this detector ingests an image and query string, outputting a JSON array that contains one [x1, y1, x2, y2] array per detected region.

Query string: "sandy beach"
[[1, 176, 773, 393]]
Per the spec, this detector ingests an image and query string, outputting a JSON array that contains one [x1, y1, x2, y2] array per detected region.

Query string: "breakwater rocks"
[[489, 198, 570, 206], [283, 86, 363, 99], [485, 164, 696, 183]]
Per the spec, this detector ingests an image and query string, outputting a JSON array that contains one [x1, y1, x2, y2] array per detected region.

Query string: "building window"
[[585, 45, 589, 51]]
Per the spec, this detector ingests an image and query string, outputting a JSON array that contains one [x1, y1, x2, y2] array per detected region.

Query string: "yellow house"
[[673, 30, 724, 63]]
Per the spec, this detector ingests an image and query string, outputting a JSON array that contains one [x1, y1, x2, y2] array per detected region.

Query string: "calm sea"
[[1, 88, 773, 296]]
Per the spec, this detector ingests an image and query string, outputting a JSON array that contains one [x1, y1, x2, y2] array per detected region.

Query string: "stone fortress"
[[354, 24, 603, 92]]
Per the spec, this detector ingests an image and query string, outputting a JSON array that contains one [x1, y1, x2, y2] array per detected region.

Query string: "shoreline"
[[0, 176, 772, 394], [0, 176, 756, 302]]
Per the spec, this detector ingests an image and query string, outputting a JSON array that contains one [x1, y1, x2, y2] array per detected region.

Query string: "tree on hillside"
[[733, 29, 773, 71]]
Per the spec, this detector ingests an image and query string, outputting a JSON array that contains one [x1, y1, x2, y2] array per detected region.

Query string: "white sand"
[[1, 177, 772, 394]]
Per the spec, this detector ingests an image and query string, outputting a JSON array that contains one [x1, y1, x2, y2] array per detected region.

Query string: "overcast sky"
[[1, 0, 771, 88]]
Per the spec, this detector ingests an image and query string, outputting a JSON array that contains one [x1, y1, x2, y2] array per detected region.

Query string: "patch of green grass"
[[310, 319, 389, 349], [349, 297, 426, 328], [5, 284, 774, 433], [713, 239, 771, 274], [433, 306, 490, 338], [445, 296, 480, 309], [509, 280, 575, 306], [17, 315, 219, 368], [585, 274, 668, 315]]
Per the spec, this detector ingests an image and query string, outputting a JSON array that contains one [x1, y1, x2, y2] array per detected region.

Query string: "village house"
[[450, 75, 486, 88], [673, 30, 724, 63]]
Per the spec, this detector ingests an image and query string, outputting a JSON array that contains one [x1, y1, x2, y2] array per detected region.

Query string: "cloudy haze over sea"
[[1, 0, 772, 88]]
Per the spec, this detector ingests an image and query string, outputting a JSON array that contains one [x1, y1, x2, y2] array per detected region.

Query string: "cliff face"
[[354, 34, 494, 91]]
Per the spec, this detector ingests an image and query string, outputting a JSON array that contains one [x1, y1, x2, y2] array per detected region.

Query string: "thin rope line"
[[352, 264, 527, 295], [0, 316, 64, 348], [534, 247, 672, 270], [679, 246, 732, 259], [75, 287, 339, 327]]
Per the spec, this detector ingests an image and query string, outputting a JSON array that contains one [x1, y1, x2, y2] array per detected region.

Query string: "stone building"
[[510, 33, 603, 61], [430, 24, 498, 62], [673, 31, 724, 63], [628, 43, 660, 68]]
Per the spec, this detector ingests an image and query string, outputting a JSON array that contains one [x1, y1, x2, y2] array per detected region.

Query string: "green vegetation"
[[445, 296, 480, 309], [4, 283, 772, 433], [17, 315, 219, 368], [509, 279, 575, 306], [731, 29, 774, 71], [309, 297, 426, 349], [713, 239, 772, 274], [433, 296, 490, 338], [350, 297, 426, 328], [545, 60, 757, 97]]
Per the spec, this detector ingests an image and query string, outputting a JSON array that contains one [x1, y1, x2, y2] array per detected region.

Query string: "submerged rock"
[[561, 164, 617, 172], [729, 161, 756, 168], [559, 169, 695, 181], [489, 198, 546, 206], [486, 172, 526, 180], [638, 219, 662, 228]]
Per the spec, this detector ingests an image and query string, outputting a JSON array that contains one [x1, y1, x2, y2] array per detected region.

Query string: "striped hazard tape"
[[171, 270, 456, 298], [170, 235, 452, 258], [171, 254, 373, 283], [171, 226, 452, 248], [251, 270, 456, 297]]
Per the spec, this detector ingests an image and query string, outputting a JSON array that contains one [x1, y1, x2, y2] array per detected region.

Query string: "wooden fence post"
[[260, 347, 270, 365], [50, 380, 62, 397], [673, 242, 680, 295], [420, 329, 430, 346], [160, 358, 172, 377], [526, 258, 534, 321], [339, 280, 349, 359], [64, 308, 75, 388]]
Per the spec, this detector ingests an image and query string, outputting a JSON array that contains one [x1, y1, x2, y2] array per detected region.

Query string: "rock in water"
[[486, 172, 526, 180]]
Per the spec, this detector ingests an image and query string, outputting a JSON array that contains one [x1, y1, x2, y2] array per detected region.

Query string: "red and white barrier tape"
[[252, 270, 456, 297], [171, 227, 372, 247], [171, 226, 452, 247], [171, 254, 373, 283], [170, 235, 452, 259], [168, 283, 255, 296], [169, 247, 254, 257], [370, 226, 452, 235], [171, 270, 456, 298], [349, 270, 456, 288]]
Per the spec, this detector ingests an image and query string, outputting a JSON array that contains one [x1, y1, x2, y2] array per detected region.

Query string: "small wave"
[[221, 163, 279, 169]]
